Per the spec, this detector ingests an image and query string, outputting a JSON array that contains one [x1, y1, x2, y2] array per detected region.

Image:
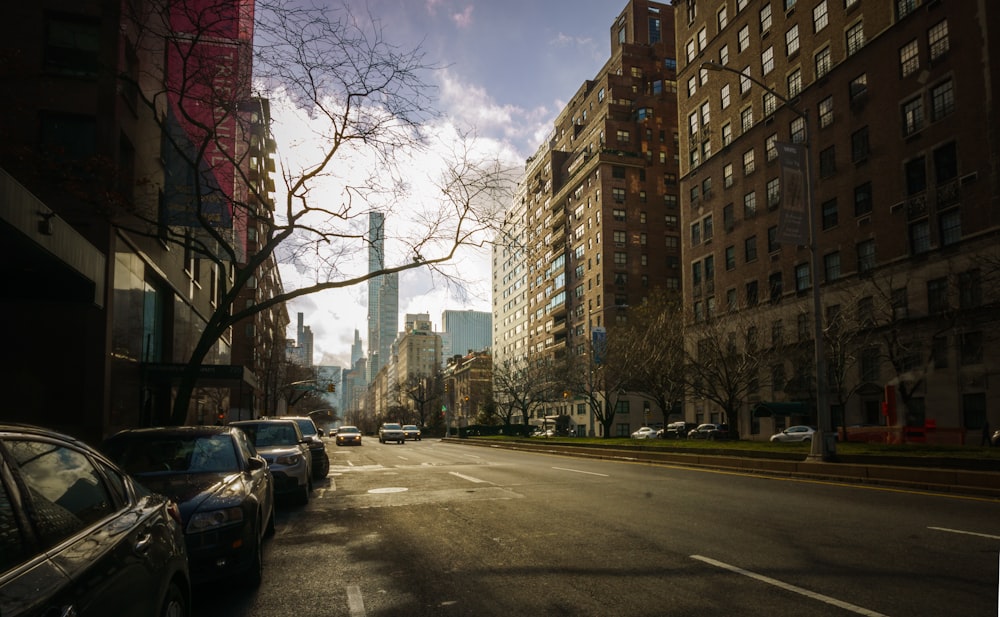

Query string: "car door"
[[236, 430, 272, 526], [2, 436, 160, 617]]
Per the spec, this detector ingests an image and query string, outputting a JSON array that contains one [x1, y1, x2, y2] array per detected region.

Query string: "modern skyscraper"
[[367, 212, 399, 380], [442, 309, 491, 360]]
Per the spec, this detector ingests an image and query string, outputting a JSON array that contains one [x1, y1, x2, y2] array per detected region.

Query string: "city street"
[[193, 438, 1000, 617]]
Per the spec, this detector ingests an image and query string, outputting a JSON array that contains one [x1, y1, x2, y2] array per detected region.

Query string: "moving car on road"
[[0, 423, 191, 617], [402, 425, 422, 440], [336, 425, 363, 446], [103, 425, 275, 587], [770, 425, 817, 443], [231, 419, 313, 505], [379, 422, 406, 444]]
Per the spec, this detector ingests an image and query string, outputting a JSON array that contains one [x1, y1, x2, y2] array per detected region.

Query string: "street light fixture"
[[700, 61, 834, 461]]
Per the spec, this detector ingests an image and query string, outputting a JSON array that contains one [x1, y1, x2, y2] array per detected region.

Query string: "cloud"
[[451, 5, 474, 28]]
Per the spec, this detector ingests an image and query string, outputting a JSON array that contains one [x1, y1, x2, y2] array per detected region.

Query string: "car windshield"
[[292, 419, 317, 437], [108, 434, 238, 474], [403, 425, 418, 430], [239, 423, 298, 447], [383, 424, 402, 430], [339, 426, 360, 434]]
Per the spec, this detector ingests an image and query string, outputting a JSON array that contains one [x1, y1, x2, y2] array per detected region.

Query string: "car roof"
[[107, 425, 236, 439]]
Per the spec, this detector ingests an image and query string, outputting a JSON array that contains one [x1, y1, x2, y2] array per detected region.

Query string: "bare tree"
[[617, 288, 687, 426], [684, 308, 774, 436], [560, 326, 635, 438], [491, 357, 550, 431], [109, 1, 514, 424], [397, 373, 442, 428]]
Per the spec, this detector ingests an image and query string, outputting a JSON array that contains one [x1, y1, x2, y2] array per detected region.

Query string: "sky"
[[272, 0, 639, 369]]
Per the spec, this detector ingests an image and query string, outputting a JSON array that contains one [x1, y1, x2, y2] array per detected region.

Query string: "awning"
[[752, 402, 807, 417]]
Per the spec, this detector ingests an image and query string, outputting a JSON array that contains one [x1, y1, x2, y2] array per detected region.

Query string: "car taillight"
[[166, 501, 183, 525]]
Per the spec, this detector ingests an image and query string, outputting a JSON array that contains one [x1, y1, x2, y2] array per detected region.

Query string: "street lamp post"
[[701, 61, 834, 461]]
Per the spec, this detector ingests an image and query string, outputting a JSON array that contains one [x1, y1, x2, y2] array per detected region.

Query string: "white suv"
[[378, 423, 406, 444]]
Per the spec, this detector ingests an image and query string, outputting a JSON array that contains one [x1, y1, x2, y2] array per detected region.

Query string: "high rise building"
[[495, 0, 680, 435], [676, 0, 1000, 439], [442, 309, 491, 361], [351, 329, 365, 367], [367, 212, 399, 380]]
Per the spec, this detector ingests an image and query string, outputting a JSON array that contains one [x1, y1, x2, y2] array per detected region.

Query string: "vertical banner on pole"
[[775, 142, 810, 246]]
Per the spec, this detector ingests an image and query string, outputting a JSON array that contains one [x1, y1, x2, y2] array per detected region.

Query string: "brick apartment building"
[[676, 0, 1000, 440]]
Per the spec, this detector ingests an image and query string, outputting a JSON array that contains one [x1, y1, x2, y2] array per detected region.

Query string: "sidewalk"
[[453, 438, 1000, 500]]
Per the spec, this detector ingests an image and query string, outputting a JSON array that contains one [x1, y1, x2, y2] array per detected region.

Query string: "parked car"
[[103, 425, 274, 586], [658, 421, 698, 439], [0, 423, 191, 617], [531, 428, 555, 437], [379, 422, 406, 444], [687, 423, 734, 440], [402, 425, 422, 440], [277, 416, 330, 480], [770, 425, 817, 443], [231, 419, 313, 505], [336, 425, 363, 446], [631, 426, 658, 440]]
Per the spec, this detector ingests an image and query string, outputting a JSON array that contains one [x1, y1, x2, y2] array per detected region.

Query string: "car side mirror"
[[248, 456, 266, 471]]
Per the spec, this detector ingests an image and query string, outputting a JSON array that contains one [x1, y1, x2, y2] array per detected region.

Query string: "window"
[[746, 280, 759, 306], [766, 178, 780, 209], [905, 156, 926, 195], [813, 1, 828, 32], [767, 225, 780, 253], [649, 17, 662, 43], [819, 146, 836, 177], [743, 149, 755, 175], [612, 187, 626, 202], [613, 230, 627, 244], [739, 66, 752, 94], [738, 25, 750, 52], [854, 181, 873, 215], [745, 235, 758, 262], [718, 5, 728, 30], [704, 215, 714, 241], [850, 73, 868, 100], [721, 83, 731, 109], [958, 269, 981, 310], [44, 15, 101, 77], [744, 191, 757, 218], [851, 126, 870, 163], [738, 0, 751, 11], [763, 92, 777, 117], [940, 209, 961, 246], [762, 46, 774, 75], [902, 96, 924, 136], [723, 163, 734, 188], [790, 116, 806, 143], [722, 122, 733, 146], [786, 24, 800, 56], [741, 106, 754, 132], [617, 130, 631, 143], [927, 277, 948, 313], [614, 252, 628, 265], [897, 0, 921, 20], [930, 79, 954, 121], [857, 239, 875, 273], [787, 68, 802, 99], [760, 3, 772, 32], [771, 320, 784, 347], [910, 220, 931, 254], [720, 44, 730, 65], [860, 347, 880, 383], [723, 203, 735, 229], [818, 96, 833, 128], [821, 198, 838, 229], [725, 246, 736, 270], [766, 134, 778, 161], [929, 20, 949, 61], [795, 263, 811, 291], [612, 208, 626, 221], [769, 271, 783, 303], [815, 46, 832, 79], [691, 222, 701, 245], [686, 39, 697, 63], [846, 21, 865, 55], [960, 332, 983, 366], [698, 27, 708, 52], [900, 40, 919, 77], [824, 251, 841, 281]]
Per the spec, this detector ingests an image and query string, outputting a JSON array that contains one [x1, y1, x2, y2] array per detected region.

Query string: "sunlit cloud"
[[452, 5, 474, 28]]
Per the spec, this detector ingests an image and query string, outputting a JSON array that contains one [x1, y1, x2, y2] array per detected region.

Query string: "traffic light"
[[444, 384, 449, 392], [327, 383, 336, 393]]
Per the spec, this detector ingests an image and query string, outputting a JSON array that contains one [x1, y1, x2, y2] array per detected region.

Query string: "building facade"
[[442, 309, 492, 361], [676, 0, 1000, 440], [367, 211, 399, 380], [498, 0, 680, 435]]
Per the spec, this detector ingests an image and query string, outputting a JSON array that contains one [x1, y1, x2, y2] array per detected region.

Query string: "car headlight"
[[274, 454, 302, 465], [188, 506, 244, 533]]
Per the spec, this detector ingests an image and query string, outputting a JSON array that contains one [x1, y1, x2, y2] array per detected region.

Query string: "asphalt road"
[[192, 438, 1000, 617]]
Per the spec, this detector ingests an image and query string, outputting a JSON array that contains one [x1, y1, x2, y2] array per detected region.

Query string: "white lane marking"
[[691, 555, 890, 617], [397, 456, 410, 461], [346, 584, 366, 617], [347, 460, 355, 467], [552, 466, 609, 477], [449, 471, 488, 484], [928, 526, 1000, 540]]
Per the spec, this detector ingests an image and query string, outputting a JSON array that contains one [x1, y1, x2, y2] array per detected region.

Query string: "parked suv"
[[378, 423, 406, 444], [232, 419, 313, 504], [277, 416, 330, 480], [658, 421, 698, 439], [687, 423, 734, 441]]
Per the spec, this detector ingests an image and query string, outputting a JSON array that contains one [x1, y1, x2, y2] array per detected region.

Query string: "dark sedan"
[[687, 423, 735, 440], [103, 426, 274, 587], [0, 423, 190, 617], [277, 416, 330, 480]]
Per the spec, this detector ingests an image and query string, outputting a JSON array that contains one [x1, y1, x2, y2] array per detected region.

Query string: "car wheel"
[[298, 481, 310, 505], [244, 520, 263, 588], [803, 437, 812, 443], [160, 581, 188, 617], [264, 502, 275, 537]]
